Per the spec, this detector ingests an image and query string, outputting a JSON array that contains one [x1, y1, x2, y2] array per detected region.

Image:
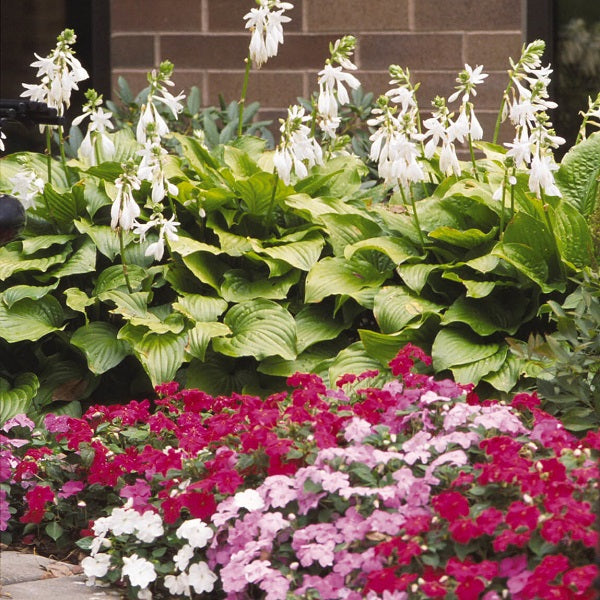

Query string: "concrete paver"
[[0, 551, 123, 599]]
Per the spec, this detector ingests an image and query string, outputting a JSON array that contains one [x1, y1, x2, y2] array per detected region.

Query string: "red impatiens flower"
[[364, 568, 418, 594], [432, 490, 470, 520], [505, 500, 540, 531], [19, 484, 54, 523], [476, 507, 504, 535], [448, 518, 483, 544]]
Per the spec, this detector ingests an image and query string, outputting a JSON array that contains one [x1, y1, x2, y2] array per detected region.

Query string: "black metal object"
[[0, 99, 65, 127], [0, 195, 26, 246]]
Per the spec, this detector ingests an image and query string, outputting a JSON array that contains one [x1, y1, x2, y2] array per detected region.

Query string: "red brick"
[[360, 33, 463, 70], [465, 33, 523, 70], [111, 35, 155, 68], [414, 0, 522, 31], [160, 34, 248, 69], [208, 0, 303, 32], [306, 0, 409, 32], [262, 34, 338, 70], [207, 71, 305, 108], [110, 0, 202, 32], [111, 71, 152, 99]]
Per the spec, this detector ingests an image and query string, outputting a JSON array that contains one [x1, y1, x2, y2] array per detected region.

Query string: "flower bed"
[[2, 345, 598, 599]]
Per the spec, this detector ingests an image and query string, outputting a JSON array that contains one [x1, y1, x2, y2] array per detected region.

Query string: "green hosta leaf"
[[213, 299, 297, 360], [234, 172, 282, 216], [71, 322, 132, 374], [556, 131, 600, 216], [184, 354, 259, 396], [441, 293, 529, 335], [2, 283, 58, 308], [432, 327, 501, 371], [81, 177, 112, 218], [465, 254, 501, 274], [74, 220, 135, 260], [328, 342, 383, 385], [258, 344, 336, 377], [221, 269, 300, 302], [450, 346, 508, 385], [360, 329, 430, 366], [305, 256, 391, 304], [100, 290, 150, 319], [209, 221, 262, 256], [173, 294, 228, 322], [93, 264, 148, 295], [550, 202, 595, 270], [295, 304, 348, 353], [260, 232, 325, 271], [482, 353, 524, 393], [345, 236, 419, 265], [0, 151, 69, 190], [118, 325, 187, 386], [223, 146, 260, 178], [428, 226, 498, 249], [167, 234, 222, 257], [0, 296, 65, 343], [43, 183, 85, 226], [373, 286, 444, 333], [0, 245, 71, 279], [492, 242, 562, 293], [173, 133, 220, 174], [0, 373, 39, 425], [47, 238, 96, 278], [186, 322, 231, 361], [182, 252, 228, 291], [20, 235, 76, 254], [320, 214, 382, 257], [284, 193, 366, 221], [396, 263, 440, 294], [64, 287, 95, 318]]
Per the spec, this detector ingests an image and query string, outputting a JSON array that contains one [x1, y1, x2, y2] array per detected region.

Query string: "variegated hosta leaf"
[[0, 244, 71, 280], [186, 322, 231, 361], [221, 269, 300, 303], [259, 232, 325, 271], [172, 294, 228, 322], [213, 299, 297, 361], [2, 283, 59, 309], [344, 236, 419, 265]]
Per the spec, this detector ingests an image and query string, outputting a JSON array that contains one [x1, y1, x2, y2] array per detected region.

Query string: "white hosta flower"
[[10, 168, 45, 210], [448, 64, 488, 103], [439, 141, 461, 177], [164, 572, 191, 596], [21, 29, 88, 118], [244, 1, 293, 68], [175, 519, 213, 549], [0, 128, 6, 152], [155, 88, 185, 118], [274, 105, 323, 184], [136, 102, 170, 145], [187, 562, 218, 594], [234, 489, 265, 511], [528, 154, 561, 197], [81, 552, 111, 582], [72, 92, 115, 165], [111, 170, 141, 231], [121, 554, 157, 590], [318, 64, 360, 108], [136, 140, 178, 204]]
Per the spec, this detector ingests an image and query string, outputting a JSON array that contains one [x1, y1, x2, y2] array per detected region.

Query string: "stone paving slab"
[[0, 551, 123, 599]]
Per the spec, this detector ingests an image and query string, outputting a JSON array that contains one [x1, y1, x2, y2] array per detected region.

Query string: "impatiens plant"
[[1, 346, 598, 599]]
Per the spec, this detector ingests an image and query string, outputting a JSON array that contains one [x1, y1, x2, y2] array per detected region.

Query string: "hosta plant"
[[1, 346, 598, 599], [1, 23, 600, 425]]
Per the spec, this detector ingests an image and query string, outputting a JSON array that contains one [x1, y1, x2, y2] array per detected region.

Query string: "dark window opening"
[[0, 0, 110, 154]]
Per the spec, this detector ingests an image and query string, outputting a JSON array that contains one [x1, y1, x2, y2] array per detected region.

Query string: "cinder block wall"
[[110, 0, 524, 137]]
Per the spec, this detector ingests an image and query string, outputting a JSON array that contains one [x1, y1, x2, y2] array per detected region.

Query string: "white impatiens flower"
[[234, 489, 265, 511], [9, 168, 45, 210], [121, 554, 157, 590], [164, 572, 191, 596], [273, 105, 323, 185], [111, 167, 142, 231], [243, 1, 293, 68], [173, 544, 194, 571], [175, 519, 213, 549], [134, 510, 164, 543], [81, 552, 111, 584], [187, 562, 218, 594], [21, 29, 88, 120]]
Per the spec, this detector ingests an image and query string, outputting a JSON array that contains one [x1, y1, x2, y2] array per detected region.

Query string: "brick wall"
[[110, 0, 524, 138]]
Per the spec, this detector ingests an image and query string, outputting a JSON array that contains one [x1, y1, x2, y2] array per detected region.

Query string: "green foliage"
[[509, 269, 600, 433]]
